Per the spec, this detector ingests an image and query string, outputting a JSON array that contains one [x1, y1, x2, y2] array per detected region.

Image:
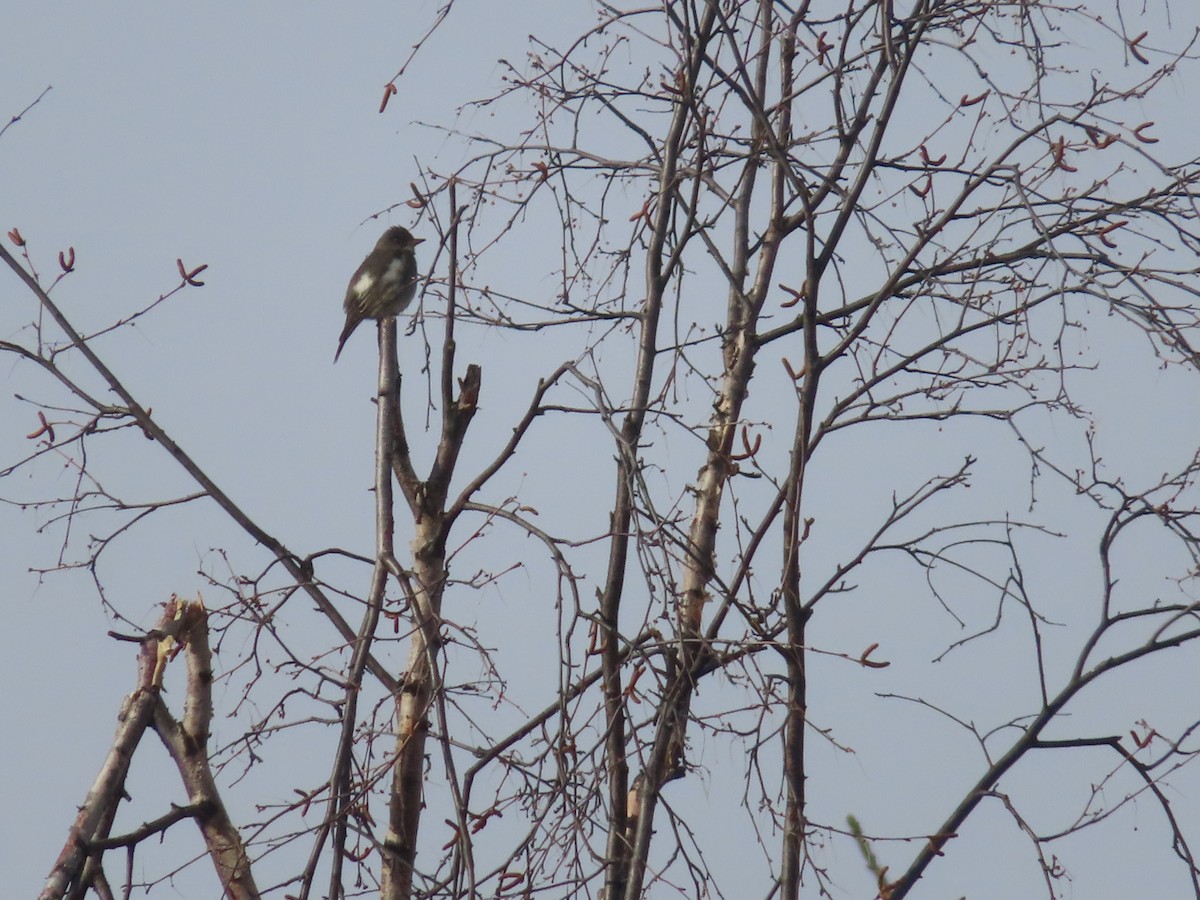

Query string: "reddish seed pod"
[[1097, 220, 1128, 249], [919, 144, 946, 167], [859, 643, 891, 669], [1133, 122, 1158, 144], [26, 411, 55, 442], [909, 174, 932, 197], [177, 258, 208, 286], [498, 871, 526, 891], [1051, 137, 1077, 173], [379, 82, 398, 114], [1129, 31, 1150, 65], [815, 31, 834, 65], [779, 281, 805, 308], [406, 181, 427, 209]]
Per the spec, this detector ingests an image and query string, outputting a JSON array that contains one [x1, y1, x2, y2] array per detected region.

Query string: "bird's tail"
[[333, 317, 360, 363]]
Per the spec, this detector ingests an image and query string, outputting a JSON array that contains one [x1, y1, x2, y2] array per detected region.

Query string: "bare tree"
[[10, 2, 1200, 898]]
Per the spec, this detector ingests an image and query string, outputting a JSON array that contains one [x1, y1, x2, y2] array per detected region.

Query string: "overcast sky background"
[[1, 4, 582, 891], [4, 3, 1200, 898]]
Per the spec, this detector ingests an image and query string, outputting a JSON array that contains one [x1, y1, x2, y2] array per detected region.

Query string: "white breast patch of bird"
[[380, 258, 407, 284]]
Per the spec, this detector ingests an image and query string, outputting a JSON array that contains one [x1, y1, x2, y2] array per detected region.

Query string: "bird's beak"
[[411, 237, 426, 245]]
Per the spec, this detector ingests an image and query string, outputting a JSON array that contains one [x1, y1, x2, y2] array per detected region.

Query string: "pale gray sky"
[[5, 4, 1200, 898]]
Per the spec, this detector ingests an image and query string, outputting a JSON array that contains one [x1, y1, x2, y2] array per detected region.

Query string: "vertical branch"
[[382, 196, 480, 900], [302, 321, 398, 900], [778, 369, 817, 897], [383, 350, 428, 900], [441, 179, 459, 413], [427, 183, 479, 896], [777, 8, 814, 893], [620, 4, 729, 897], [602, 4, 722, 893]]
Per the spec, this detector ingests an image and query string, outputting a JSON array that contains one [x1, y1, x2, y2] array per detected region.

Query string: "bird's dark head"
[[378, 226, 424, 251]]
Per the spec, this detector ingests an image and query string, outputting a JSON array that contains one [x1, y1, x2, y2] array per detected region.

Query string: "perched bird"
[[334, 226, 424, 362]]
